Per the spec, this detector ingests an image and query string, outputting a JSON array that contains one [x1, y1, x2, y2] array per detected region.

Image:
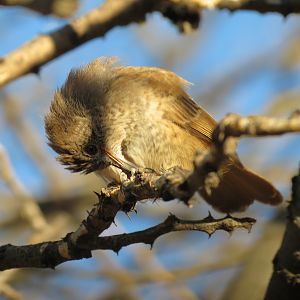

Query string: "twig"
[[213, 112, 300, 143], [0, 209, 255, 270], [92, 214, 255, 252]]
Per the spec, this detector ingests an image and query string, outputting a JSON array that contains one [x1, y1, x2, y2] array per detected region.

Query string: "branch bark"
[[0, 208, 255, 270], [0, 0, 200, 87], [0, 0, 79, 17], [182, 0, 300, 15], [264, 168, 300, 299], [1, 0, 300, 87]]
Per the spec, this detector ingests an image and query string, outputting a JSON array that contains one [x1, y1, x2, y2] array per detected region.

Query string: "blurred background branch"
[[0, 0, 79, 17], [0, 144, 47, 231]]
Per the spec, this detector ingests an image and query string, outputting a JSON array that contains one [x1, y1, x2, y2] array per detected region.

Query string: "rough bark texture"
[[264, 169, 300, 299], [0, 209, 255, 270]]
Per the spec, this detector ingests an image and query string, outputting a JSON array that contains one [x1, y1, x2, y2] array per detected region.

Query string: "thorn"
[[93, 191, 102, 203], [113, 247, 121, 255], [152, 198, 160, 206], [226, 213, 232, 218], [134, 209, 137, 214], [82, 220, 89, 228], [125, 212, 132, 220], [205, 211, 214, 221], [93, 191, 101, 197], [282, 12, 290, 19], [167, 213, 177, 222], [112, 219, 117, 227], [31, 65, 41, 76], [247, 225, 253, 234], [149, 241, 155, 250]]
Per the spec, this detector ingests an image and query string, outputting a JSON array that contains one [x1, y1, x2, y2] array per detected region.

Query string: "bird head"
[[44, 59, 117, 173]]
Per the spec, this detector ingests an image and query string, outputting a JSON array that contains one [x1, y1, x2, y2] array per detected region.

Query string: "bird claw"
[[130, 167, 159, 178]]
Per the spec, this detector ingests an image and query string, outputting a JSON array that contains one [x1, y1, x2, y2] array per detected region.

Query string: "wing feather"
[[117, 66, 217, 147]]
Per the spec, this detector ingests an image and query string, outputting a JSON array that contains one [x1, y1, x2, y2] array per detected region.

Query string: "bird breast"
[[97, 96, 200, 183]]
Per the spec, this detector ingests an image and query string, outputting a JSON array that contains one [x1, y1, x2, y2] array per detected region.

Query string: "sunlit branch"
[[1, 0, 299, 87]]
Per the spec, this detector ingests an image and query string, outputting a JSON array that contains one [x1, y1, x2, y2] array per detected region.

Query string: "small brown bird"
[[45, 58, 282, 213]]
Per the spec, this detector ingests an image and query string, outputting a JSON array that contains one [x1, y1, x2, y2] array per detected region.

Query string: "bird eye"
[[84, 144, 98, 156]]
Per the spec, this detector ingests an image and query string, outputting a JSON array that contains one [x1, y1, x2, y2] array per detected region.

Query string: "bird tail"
[[199, 161, 283, 213]]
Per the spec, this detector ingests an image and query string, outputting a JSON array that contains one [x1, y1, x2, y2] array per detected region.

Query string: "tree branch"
[[92, 214, 255, 253], [0, 210, 255, 270], [1, 0, 300, 87], [179, 0, 300, 15], [0, 0, 200, 87], [0, 0, 79, 18], [264, 167, 300, 299]]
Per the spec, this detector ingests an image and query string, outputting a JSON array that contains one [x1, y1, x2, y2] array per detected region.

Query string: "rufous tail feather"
[[199, 161, 282, 213]]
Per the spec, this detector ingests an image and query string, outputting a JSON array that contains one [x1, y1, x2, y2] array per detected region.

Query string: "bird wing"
[[162, 93, 216, 146], [121, 66, 217, 146], [111, 67, 218, 171]]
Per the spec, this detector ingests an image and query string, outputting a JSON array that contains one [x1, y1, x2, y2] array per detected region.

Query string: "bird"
[[44, 57, 282, 213]]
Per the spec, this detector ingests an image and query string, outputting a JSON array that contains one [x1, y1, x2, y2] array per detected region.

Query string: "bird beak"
[[102, 148, 137, 175]]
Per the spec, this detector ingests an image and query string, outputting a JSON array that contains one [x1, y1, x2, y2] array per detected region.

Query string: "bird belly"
[[122, 119, 207, 172]]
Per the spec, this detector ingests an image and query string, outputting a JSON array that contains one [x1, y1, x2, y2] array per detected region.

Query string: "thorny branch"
[[264, 166, 300, 299], [0, 212, 255, 270], [0, 113, 299, 270], [1, 0, 300, 87]]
